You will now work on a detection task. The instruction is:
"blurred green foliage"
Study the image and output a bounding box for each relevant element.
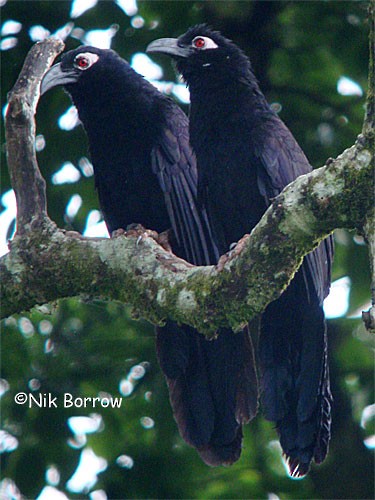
[1,1,374,498]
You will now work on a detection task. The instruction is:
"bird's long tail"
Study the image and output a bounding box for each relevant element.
[156,321,258,466]
[258,266,332,478]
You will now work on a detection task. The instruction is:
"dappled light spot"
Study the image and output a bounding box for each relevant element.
[140,416,154,429]
[83,210,109,238]
[323,276,351,319]
[44,339,55,354]
[2,103,8,118]
[115,0,138,17]
[67,434,87,449]
[131,53,163,80]
[131,15,145,29]
[334,229,351,246]
[363,435,375,449]
[0,379,10,398]
[4,317,17,328]
[18,317,35,338]
[38,320,53,335]
[270,102,282,114]
[116,454,134,469]
[78,157,94,177]
[150,80,173,95]
[347,14,361,26]
[66,447,107,493]
[65,194,83,220]
[267,494,280,500]
[1,20,22,36]
[129,363,148,380]
[89,490,108,500]
[317,122,334,146]
[337,115,349,126]
[149,20,159,30]
[337,76,363,97]
[28,378,41,391]
[45,465,60,486]
[0,37,17,50]
[119,362,149,397]
[119,379,134,397]
[37,486,68,500]
[148,80,191,104]
[70,0,98,19]
[54,22,74,41]
[0,478,22,499]
[68,414,103,435]
[35,134,46,152]
[52,162,81,185]
[172,83,190,104]
[0,189,16,258]
[97,391,113,403]
[83,25,119,49]
[361,404,375,430]
[353,234,365,245]
[58,106,80,131]
[0,430,18,453]
[29,25,50,42]
[144,391,152,402]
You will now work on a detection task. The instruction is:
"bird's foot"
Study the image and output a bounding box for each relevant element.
[111,228,127,238]
[216,234,250,271]
[113,224,172,252]
[155,229,173,253]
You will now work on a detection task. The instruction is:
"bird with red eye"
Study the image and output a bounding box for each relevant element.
[193,37,206,49]
[75,56,90,69]
[73,52,99,71]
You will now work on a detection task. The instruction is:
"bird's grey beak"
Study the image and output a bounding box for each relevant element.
[146,38,191,59]
[41,63,79,95]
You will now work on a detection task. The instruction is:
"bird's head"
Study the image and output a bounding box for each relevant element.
[147,24,252,87]
[41,46,125,97]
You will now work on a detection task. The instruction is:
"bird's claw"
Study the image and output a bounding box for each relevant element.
[111,228,127,238]
[112,224,172,252]
[216,234,249,271]
[135,228,172,251]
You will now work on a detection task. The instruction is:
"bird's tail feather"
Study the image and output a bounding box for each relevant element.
[156,322,258,466]
[259,271,332,478]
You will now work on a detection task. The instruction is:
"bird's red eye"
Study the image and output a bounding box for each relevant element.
[193,37,206,49]
[75,56,90,69]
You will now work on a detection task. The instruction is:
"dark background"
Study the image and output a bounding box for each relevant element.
[1,1,374,498]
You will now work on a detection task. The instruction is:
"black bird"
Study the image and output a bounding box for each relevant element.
[41,46,258,466]
[147,25,334,477]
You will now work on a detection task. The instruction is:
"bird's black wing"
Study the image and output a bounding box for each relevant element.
[254,117,333,303]
[153,104,258,466]
[151,104,219,266]
[254,116,333,477]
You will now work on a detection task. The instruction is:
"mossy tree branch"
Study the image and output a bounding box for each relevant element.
[1,21,374,335]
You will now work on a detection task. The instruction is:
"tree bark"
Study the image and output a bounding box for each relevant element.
[1,8,374,335]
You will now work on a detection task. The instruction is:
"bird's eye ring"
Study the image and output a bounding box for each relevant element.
[191,36,218,51]
[73,53,99,71]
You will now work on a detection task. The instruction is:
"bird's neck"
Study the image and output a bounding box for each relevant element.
[70,82,166,148]
[189,78,272,122]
